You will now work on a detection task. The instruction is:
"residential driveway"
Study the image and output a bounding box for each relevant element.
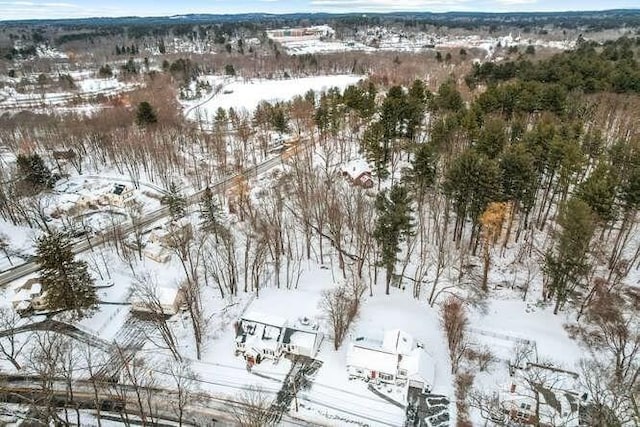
[267,355,323,424]
[406,387,450,427]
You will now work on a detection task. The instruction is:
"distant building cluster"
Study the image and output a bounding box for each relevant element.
[267,25,335,41]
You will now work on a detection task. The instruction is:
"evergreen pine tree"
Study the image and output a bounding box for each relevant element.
[162,182,187,221]
[408,143,438,202]
[444,149,501,234]
[199,186,225,242]
[374,184,413,295]
[362,121,389,187]
[577,163,618,225]
[406,79,429,142]
[36,231,97,319]
[543,198,594,314]
[16,153,53,193]
[475,118,507,159]
[380,85,409,141]
[270,105,289,134]
[136,101,158,126]
[434,80,464,112]
[499,143,537,215]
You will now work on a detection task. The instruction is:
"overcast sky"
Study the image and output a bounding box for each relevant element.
[0,0,637,21]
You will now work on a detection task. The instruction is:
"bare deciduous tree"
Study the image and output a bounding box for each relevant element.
[320,282,359,350]
[27,331,66,425]
[168,360,198,427]
[231,385,275,427]
[132,274,181,361]
[0,307,28,370]
[580,359,635,426]
[441,296,469,374]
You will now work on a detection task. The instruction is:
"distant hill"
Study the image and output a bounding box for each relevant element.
[2,9,640,29]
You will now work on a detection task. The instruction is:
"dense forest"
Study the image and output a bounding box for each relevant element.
[468,36,640,93]
[0,12,640,421]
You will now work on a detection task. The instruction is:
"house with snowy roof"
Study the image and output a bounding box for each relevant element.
[501,363,582,426]
[235,311,288,362]
[11,278,47,313]
[131,286,183,316]
[235,312,323,363]
[282,316,324,358]
[340,159,374,189]
[148,218,193,248]
[100,183,135,208]
[346,329,435,393]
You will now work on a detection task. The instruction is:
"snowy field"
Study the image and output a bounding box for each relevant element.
[0,71,138,114]
[184,74,363,122]
[271,30,576,57]
[276,38,374,55]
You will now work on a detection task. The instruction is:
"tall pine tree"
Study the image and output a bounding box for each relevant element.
[162,182,187,221]
[36,232,97,319]
[199,186,226,242]
[543,198,594,314]
[16,153,53,194]
[374,184,413,295]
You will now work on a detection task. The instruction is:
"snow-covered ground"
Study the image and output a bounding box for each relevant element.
[184,74,363,122]
[0,71,138,114]
[277,38,374,55]
[270,27,576,57]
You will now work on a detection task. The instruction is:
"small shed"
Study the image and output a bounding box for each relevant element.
[131,286,182,316]
[142,243,171,263]
[148,219,193,248]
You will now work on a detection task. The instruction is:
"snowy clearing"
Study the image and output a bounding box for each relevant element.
[184,74,363,122]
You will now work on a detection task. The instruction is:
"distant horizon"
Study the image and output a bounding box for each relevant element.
[1,0,639,23]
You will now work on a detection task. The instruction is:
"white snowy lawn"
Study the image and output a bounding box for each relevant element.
[185,75,363,122]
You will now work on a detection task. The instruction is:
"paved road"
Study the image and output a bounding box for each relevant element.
[0,144,297,288]
[0,376,315,427]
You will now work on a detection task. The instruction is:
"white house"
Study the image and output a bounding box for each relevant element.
[235,311,288,362]
[235,313,323,363]
[501,363,582,426]
[282,317,324,358]
[347,329,434,392]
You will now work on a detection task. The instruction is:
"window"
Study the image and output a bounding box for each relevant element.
[398,369,408,377]
[379,373,394,382]
[520,403,532,411]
